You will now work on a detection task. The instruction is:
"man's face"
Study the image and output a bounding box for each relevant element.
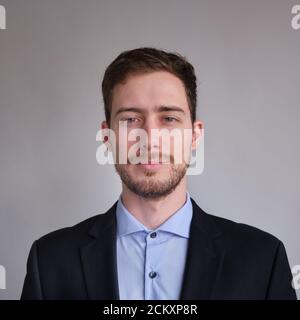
[104,71,197,199]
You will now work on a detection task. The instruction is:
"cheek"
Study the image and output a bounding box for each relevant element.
[169,130,189,155]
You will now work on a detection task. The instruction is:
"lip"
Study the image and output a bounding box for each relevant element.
[137,163,163,170]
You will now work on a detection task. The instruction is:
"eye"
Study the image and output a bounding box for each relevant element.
[124,117,139,123]
[164,116,178,123]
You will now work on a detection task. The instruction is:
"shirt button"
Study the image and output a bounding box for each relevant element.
[150,232,157,238]
[149,271,157,279]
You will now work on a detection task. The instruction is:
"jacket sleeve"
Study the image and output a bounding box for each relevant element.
[266,240,297,300]
[20,240,44,300]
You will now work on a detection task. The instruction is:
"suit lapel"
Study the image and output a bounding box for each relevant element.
[180,198,226,299]
[80,202,120,300]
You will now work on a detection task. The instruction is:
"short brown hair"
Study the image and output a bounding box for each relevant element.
[101,47,197,125]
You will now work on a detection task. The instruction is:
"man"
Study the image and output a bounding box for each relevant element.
[21,47,296,300]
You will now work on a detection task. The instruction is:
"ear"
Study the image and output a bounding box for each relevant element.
[101,120,110,148]
[101,120,109,131]
[192,120,204,150]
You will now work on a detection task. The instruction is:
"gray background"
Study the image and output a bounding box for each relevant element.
[0,0,299,299]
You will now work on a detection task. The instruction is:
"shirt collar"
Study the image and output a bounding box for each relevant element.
[116,192,193,238]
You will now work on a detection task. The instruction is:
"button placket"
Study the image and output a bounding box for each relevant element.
[144,231,159,299]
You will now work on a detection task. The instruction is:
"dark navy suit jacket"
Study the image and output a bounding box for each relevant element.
[21,198,297,300]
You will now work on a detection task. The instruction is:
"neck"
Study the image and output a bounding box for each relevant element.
[120,177,188,230]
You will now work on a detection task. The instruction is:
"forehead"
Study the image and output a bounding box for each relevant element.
[111,71,189,114]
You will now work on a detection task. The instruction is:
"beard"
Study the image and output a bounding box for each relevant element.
[115,162,188,200]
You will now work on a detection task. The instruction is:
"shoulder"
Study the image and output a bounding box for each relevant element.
[34,202,117,252]
[33,215,98,253]
[205,211,283,256]
[190,197,281,250]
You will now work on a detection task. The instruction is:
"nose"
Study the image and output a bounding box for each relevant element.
[141,116,160,156]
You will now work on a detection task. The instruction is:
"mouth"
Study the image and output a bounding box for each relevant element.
[137,163,163,170]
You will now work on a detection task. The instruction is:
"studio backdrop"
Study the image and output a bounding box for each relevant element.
[0,0,299,299]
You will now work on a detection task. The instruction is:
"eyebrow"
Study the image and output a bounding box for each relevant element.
[115,105,186,116]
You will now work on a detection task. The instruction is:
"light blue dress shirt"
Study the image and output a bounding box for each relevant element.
[116,192,193,300]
